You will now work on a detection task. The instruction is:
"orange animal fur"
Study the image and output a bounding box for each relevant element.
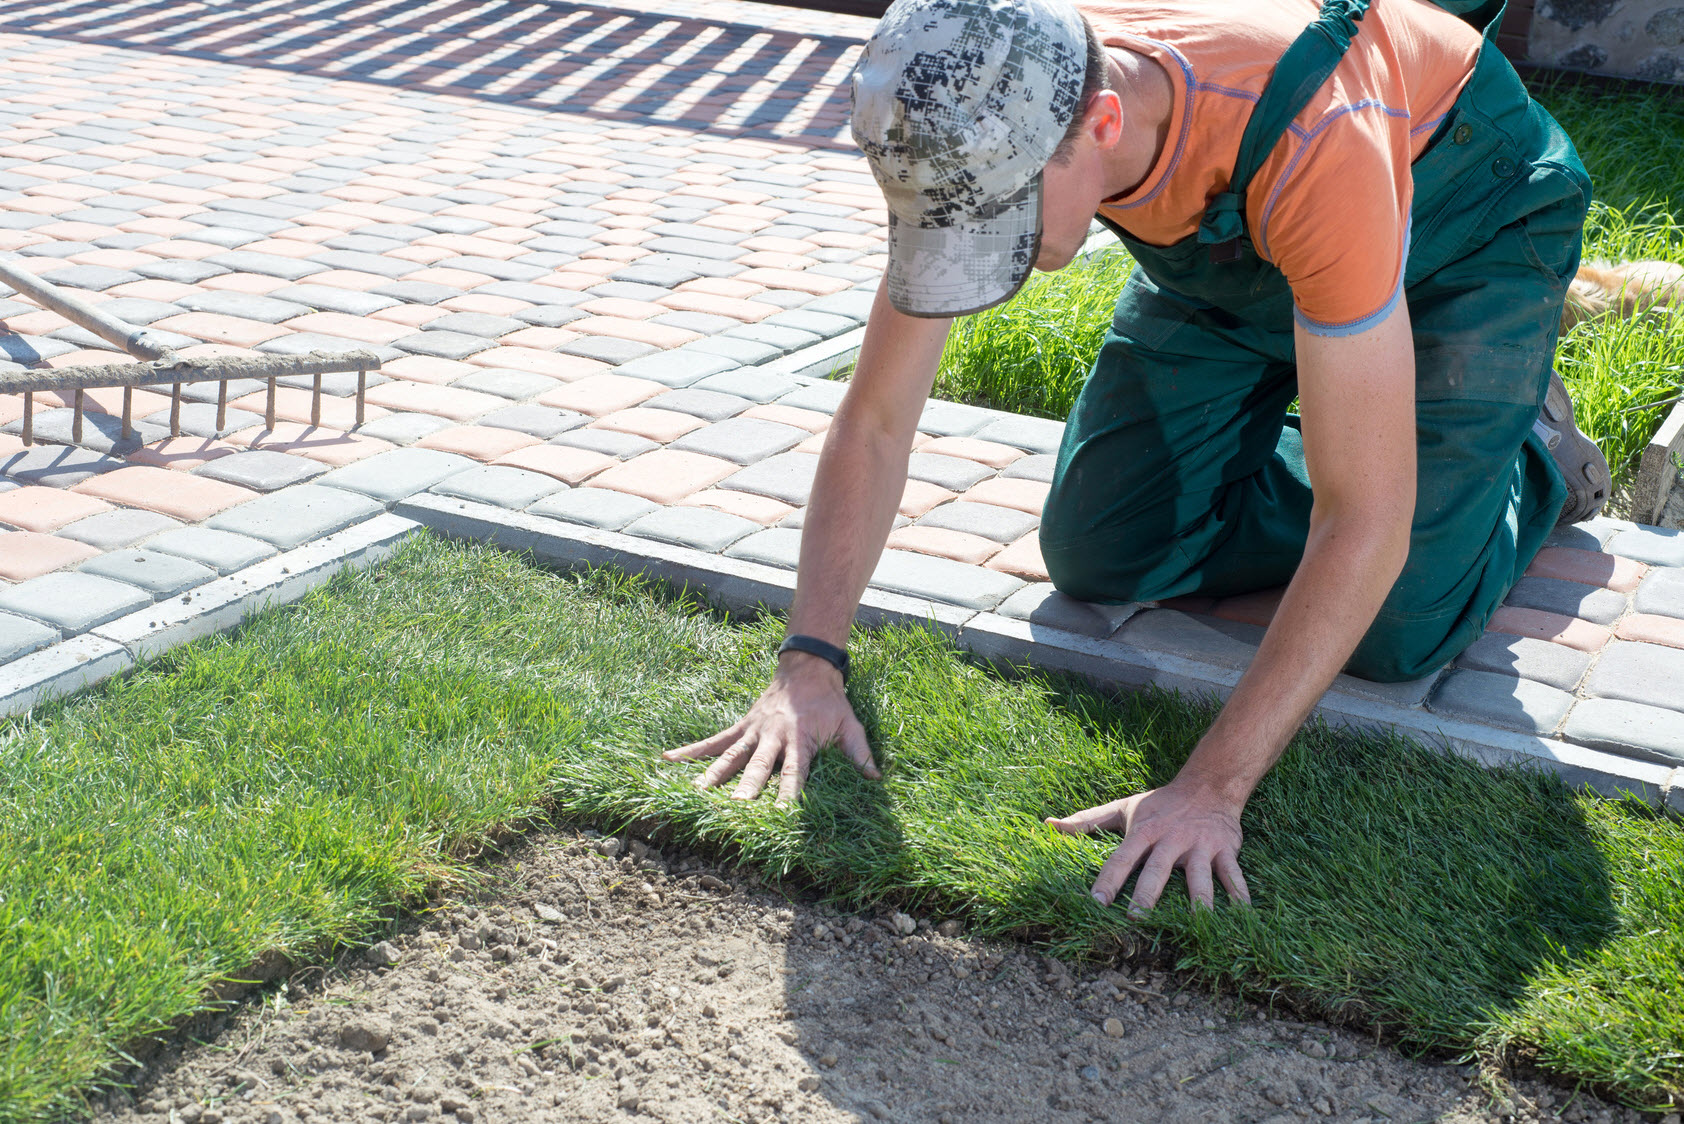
[1562,258,1684,333]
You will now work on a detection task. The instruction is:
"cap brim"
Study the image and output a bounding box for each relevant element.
[882,175,1043,319]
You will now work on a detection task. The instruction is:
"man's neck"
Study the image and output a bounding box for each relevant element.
[1101,46,1175,202]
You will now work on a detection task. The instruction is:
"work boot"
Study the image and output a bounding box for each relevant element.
[1535,369,1610,526]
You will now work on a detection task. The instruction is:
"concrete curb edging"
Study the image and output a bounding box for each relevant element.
[1635,397,1684,525]
[0,514,423,719]
[395,494,1684,815]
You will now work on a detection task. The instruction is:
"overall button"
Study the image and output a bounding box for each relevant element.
[1492,156,1516,178]
[1453,123,1473,144]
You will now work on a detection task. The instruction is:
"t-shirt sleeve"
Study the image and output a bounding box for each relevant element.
[1251,107,1414,337]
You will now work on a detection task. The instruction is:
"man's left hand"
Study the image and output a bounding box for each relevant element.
[1045,781,1251,913]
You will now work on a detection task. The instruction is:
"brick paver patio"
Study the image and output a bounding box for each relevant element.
[0,0,1680,808]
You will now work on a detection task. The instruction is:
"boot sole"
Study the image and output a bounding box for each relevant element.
[1540,370,1610,526]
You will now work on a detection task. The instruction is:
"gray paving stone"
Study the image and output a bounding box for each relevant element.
[974,415,1066,455]
[1561,698,1684,764]
[257,333,396,362]
[1634,568,1684,619]
[642,236,748,261]
[0,445,123,488]
[204,484,384,550]
[655,311,740,335]
[918,501,1039,543]
[994,583,1141,638]
[630,252,745,280]
[134,259,230,285]
[273,285,399,316]
[670,417,806,465]
[764,309,855,338]
[724,323,820,354]
[1605,525,1684,567]
[1116,609,1261,670]
[205,252,325,282]
[176,291,312,324]
[552,429,658,459]
[96,297,187,325]
[138,402,264,441]
[808,262,880,285]
[623,506,759,553]
[431,465,564,510]
[427,312,526,338]
[373,281,461,305]
[907,453,996,492]
[450,368,560,400]
[477,282,589,307]
[724,527,803,569]
[611,351,737,389]
[776,381,848,413]
[644,389,753,421]
[691,369,797,404]
[686,336,781,365]
[1583,640,1684,713]
[143,526,278,574]
[1503,576,1629,625]
[79,549,216,597]
[312,249,418,278]
[529,488,657,531]
[478,405,587,440]
[354,412,455,445]
[393,331,496,360]
[720,452,821,505]
[560,337,657,365]
[56,508,182,551]
[4,409,165,455]
[0,612,58,662]
[1454,633,1591,691]
[39,264,141,291]
[0,572,152,633]
[316,448,476,503]
[514,306,586,329]
[870,549,1024,611]
[194,449,326,492]
[1426,669,1574,735]
[449,256,548,282]
[1001,453,1057,483]
[917,399,994,438]
[612,262,700,287]
[276,369,390,398]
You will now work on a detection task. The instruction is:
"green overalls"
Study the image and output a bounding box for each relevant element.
[1039,0,1591,682]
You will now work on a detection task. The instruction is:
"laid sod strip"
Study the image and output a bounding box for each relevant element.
[3,534,1683,1122]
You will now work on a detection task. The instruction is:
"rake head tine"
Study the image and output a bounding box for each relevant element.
[311,372,322,429]
[22,391,32,447]
[121,386,132,441]
[216,379,227,434]
[170,384,181,439]
[356,365,367,428]
[266,376,277,431]
[72,388,84,445]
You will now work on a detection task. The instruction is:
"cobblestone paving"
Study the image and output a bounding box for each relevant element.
[0,0,1680,806]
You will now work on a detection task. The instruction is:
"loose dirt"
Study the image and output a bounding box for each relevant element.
[93,828,1644,1124]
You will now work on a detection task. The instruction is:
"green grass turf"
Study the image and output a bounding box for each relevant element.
[3,534,1682,1121]
[925,77,1684,497]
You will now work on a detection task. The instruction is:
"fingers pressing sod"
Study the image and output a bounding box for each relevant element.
[699,739,757,790]
[1044,799,1127,835]
[1216,851,1252,906]
[776,739,813,806]
[664,720,745,762]
[1184,850,1216,911]
[1091,836,1149,907]
[1127,848,1178,916]
[733,738,790,800]
[841,716,880,780]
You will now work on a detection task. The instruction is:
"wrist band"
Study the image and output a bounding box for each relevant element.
[778,634,850,682]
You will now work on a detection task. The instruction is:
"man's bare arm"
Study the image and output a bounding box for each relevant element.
[663,287,952,801]
[1050,297,1418,911]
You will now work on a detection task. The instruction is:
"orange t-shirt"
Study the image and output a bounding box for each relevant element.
[1084,0,1482,336]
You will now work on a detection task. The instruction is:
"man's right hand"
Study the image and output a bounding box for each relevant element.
[662,652,880,804]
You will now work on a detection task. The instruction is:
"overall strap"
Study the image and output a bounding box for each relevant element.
[1197,0,1372,264]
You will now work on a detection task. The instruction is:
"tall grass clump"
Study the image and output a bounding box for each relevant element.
[4,535,1683,1118]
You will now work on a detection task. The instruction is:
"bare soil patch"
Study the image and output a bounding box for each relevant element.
[92,828,1642,1124]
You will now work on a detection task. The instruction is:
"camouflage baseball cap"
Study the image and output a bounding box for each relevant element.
[850,0,1088,318]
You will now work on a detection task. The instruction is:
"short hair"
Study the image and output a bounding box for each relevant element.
[1050,18,1115,165]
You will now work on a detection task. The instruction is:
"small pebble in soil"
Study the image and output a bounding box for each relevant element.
[1103,1018,1126,1038]
[366,940,402,967]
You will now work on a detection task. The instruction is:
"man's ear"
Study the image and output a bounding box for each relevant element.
[1086,89,1126,151]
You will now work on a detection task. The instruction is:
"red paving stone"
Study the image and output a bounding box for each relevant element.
[415,425,542,461]
[0,485,114,532]
[282,311,416,345]
[567,316,700,348]
[152,312,288,348]
[1613,613,1684,650]
[962,477,1049,515]
[1525,547,1647,592]
[886,525,1002,566]
[493,444,617,485]
[361,382,504,422]
[466,347,607,381]
[590,407,707,443]
[986,534,1050,582]
[126,436,242,471]
[71,466,255,522]
[370,304,451,328]
[681,488,794,525]
[539,375,664,417]
[234,423,396,466]
[586,449,736,505]
[900,479,956,519]
[920,436,1025,469]
[384,355,480,386]
[0,531,102,581]
[230,387,391,431]
[742,403,831,432]
[1487,606,1613,653]
[656,291,777,322]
